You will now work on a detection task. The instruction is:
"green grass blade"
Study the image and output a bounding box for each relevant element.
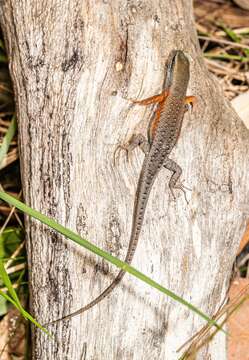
[0,294,7,316]
[0,115,17,169]
[220,23,241,43]
[0,289,51,336]
[0,240,50,336]
[20,308,52,337]
[0,258,22,311]
[0,191,226,333]
[204,53,249,62]
[0,289,21,308]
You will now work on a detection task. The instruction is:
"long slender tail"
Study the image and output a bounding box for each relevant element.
[46,167,155,326]
[46,268,127,325]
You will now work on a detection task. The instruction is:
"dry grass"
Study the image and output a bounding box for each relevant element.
[195,0,249,99]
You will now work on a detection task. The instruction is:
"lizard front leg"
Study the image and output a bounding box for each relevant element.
[127,90,169,105]
[114,134,150,165]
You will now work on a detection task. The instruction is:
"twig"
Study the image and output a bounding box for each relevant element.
[199,35,249,50]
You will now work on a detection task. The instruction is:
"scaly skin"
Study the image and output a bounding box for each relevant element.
[48,50,193,325]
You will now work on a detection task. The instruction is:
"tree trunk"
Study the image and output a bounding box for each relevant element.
[1,1,248,359]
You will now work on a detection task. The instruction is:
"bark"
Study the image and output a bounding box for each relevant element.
[1,0,248,359]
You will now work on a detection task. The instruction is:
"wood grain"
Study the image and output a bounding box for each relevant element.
[1,0,249,359]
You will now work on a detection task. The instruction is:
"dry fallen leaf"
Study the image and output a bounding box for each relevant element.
[228,278,249,360]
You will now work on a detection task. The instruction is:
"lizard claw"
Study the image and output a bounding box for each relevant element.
[113,144,129,166]
[184,102,193,113]
[179,179,192,192]
[169,180,191,204]
[179,185,190,205]
[121,97,137,107]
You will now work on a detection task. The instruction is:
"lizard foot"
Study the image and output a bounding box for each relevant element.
[113,144,130,166]
[113,134,149,166]
[170,180,191,204]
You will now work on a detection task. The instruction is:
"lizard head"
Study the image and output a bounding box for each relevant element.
[163,50,190,90]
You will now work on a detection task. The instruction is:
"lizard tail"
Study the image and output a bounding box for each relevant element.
[46,267,127,326]
[46,167,154,326]
[46,227,141,326]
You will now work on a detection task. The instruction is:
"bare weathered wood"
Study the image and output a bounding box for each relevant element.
[1,1,249,359]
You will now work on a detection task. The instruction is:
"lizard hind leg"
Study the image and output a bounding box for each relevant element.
[163,157,190,203]
[114,134,150,166]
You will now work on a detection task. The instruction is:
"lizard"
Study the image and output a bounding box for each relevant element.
[48,49,196,325]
